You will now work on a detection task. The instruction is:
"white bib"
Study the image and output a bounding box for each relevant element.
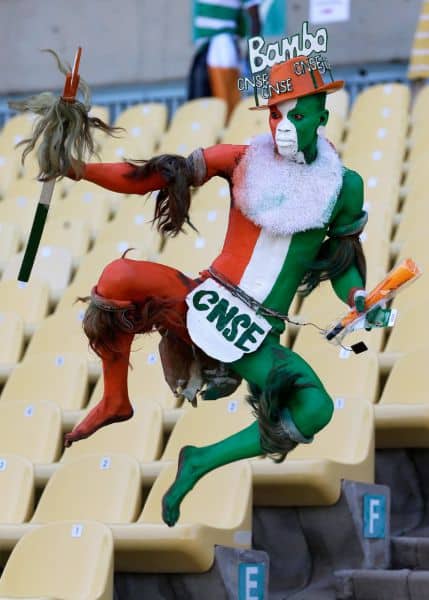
[186,278,271,362]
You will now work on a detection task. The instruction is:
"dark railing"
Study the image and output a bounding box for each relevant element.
[0,62,410,131]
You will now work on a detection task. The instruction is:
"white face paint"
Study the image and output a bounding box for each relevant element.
[274,99,305,164]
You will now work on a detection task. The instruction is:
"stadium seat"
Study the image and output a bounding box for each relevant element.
[55,245,145,312]
[0,521,114,600]
[0,454,34,524]
[297,343,380,404]
[0,312,24,381]
[62,399,163,463]
[252,397,374,505]
[51,183,111,238]
[97,127,157,162]
[0,222,20,273]
[23,306,100,379]
[40,216,91,269]
[113,460,252,573]
[87,332,181,411]
[114,102,168,143]
[0,179,40,242]
[168,97,226,134]
[375,348,429,447]
[161,391,254,463]
[191,177,231,213]
[94,214,159,261]
[0,401,62,464]
[0,149,19,198]
[1,352,88,411]
[0,113,35,146]
[223,96,269,144]
[159,206,229,277]
[32,453,141,524]
[0,279,49,335]
[2,246,73,304]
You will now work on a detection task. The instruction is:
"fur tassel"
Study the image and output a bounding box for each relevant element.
[247,365,315,463]
[8,49,121,181]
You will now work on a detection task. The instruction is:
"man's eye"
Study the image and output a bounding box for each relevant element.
[294,114,304,121]
[271,112,281,119]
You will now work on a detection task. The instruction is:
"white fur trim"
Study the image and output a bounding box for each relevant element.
[233,134,343,236]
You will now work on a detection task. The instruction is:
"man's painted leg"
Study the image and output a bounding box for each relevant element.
[64,331,134,447]
[162,421,262,526]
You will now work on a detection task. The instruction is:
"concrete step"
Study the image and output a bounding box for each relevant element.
[335,568,429,600]
[391,536,429,570]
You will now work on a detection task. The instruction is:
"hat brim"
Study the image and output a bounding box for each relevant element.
[248,80,345,111]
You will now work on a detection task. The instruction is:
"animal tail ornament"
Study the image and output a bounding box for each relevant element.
[8,48,120,181]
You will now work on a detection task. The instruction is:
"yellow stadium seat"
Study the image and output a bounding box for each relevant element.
[24,307,99,379]
[326,88,350,121]
[1,352,88,411]
[161,391,254,463]
[0,280,49,335]
[97,128,157,162]
[94,216,158,261]
[0,401,62,464]
[32,454,141,524]
[114,102,168,143]
[0,113,35,146]
[62,399,163,463]
[55,245,145,312]
[0,521,114,600]
[0,180,40,242]
[0,312,24,380]
[40,216,91,268]
[383,298,424,355]
[376,348,429,447]
[87,332,180,411]
[0,454,34,524]
[113,460,252,573]
[297,342,380,404]
[159,206,228,277]
[51,184,111,239]
[3,246,73,304]
[191,177,231,213]
[252,397,374,505]
[0,150,19,198]
[158,126,219,156]
[169,98,226,134]
[0,222,20,273]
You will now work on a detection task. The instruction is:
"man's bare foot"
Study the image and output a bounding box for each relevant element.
[64,400,134,447]
[162,445,205,527]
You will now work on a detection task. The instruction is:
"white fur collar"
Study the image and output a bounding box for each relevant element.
[232,134,343,236]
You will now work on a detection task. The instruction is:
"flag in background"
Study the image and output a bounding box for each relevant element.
[261,0,286,37]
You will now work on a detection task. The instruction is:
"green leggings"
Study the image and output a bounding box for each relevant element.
[231,333,334,439]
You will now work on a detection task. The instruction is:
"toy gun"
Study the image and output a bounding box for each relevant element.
[325,258,422,346]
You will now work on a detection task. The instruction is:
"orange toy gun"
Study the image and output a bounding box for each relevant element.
[325,258,422,343]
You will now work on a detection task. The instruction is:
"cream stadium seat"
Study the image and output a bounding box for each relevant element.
[112,460,252,573]
[0,180,40,243]
[0,222,20,273]
[161,391,254,463]
[0,312,24,381]
[0,113,35,147]
[55,245,145,312]
[62,399,163,463]
[0,149,19,198]
[375,348,429,447]
[94,218,159,261]
[191,177,231,213]
[97,127,157,162]
[3,246,73,304]
[1,352,88,411]
[158,126,219,156]
[169,98,226,134]
[252,397,374,505]
[297,342,380,404]
[327,87,350,121]
[23,306,100,379]
[0,521,114,600]
[159,206,228,277]
[0,454,34,523]
[40,216,91,269]
[0,280,49,335]
[31,454,141,524]
[0,401,62,464]
[383,298,424,355]
[87,332,181,411]
[51,183,111,239]
[114,102,168,143]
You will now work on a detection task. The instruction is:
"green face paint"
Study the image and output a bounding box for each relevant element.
[287,94,328,158]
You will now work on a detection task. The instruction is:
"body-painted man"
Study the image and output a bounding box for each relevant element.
[65,57,374,526]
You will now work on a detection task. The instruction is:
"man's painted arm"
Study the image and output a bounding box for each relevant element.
[328,169,367,307]
[77,162,167,194]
